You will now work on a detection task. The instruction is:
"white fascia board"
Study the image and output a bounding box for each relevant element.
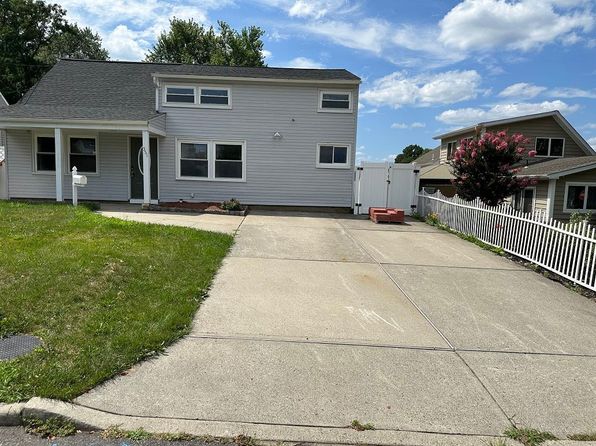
[0,118,157,133]
[151,73,361,85]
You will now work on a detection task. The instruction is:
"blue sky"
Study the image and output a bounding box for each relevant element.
[59,0,596,162]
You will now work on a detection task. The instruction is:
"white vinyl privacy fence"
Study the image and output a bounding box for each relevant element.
[418,190,596,291]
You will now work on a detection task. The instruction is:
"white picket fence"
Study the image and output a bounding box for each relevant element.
[417,190,596,291]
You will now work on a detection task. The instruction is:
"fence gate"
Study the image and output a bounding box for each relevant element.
[353,162,419,215]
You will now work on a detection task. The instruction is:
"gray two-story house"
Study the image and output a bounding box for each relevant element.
[0,59,360,208]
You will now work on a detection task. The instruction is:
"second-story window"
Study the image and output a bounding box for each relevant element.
[319,90,352,112]
[446,141,457,159]
[535,137,564,157]
[165,86,195,104]
[200,88,229,106]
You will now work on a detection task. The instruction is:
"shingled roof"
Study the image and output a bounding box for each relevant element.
[518,156,596,177]
[0,59,360,122]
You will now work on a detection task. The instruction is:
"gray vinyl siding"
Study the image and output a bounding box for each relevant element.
[157,81,358,207]
[149,114,166,134]
[553,169,596,222]
[6,129,129,201]
[533,181,549,211]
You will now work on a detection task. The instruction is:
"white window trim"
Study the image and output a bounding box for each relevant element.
[176,139,246,182]
[534,137,565,158]
[162,84,232,109]
[316,143,351,169]
[198,86,232,109]
[317,90,353,113]
[513,186,536,213]
[445,140,457,160]
[31,131,57,175]
[563,182,596,213]
[67,134,99,175]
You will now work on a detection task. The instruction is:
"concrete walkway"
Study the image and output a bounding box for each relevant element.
[76,210,596,443]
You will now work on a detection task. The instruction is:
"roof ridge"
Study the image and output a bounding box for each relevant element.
[60,58,350,72]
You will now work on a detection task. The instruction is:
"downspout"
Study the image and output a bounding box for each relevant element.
[154,78,160,112]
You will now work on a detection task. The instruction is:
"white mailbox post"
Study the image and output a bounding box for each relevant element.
[71,166,87,206]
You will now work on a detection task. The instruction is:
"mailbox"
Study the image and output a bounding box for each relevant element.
[72,174,87,186]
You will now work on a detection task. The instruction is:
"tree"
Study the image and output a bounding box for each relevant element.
[394,144,430,163]
[449,130,537,206]
[146,19,266,67]
[0,0,108,104]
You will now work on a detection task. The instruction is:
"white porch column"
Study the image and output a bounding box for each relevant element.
[546,179,557,218]
[54,128,63,202]
[142,129,151,208]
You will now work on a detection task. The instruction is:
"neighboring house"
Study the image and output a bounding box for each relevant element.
[413,146,457,196]
[0,59,360,208]
[426,111,596,221]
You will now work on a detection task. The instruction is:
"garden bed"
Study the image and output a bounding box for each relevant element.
[149,201,248,216]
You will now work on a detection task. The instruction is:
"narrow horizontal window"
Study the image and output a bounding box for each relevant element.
[319,90,352,112]
[69,137,97,173]
[166,86,195,104]
[35,136,56,172]
[200,88,229,105]
[179,142,208,178]
[215,143,243,178]
[317,144,350,168]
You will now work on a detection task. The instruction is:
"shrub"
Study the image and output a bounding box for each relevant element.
[221,198,242,211]
[569,210,592,225]
[450,130,536,206]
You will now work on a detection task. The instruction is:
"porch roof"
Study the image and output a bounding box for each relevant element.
[516,156,596,179]
[0,103,162,122]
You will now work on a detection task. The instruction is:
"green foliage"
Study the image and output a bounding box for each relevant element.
[221,198,243,211]
[395,144,431,163]
[0,202,232,402]
[146,19,266,67]
[569,211,592,225]
[350,420,375,431]
[504,427,557,446]
[0,0,108,104]
[24,417,77,438]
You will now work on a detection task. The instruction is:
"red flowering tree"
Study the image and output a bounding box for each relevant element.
[450,130,537,206]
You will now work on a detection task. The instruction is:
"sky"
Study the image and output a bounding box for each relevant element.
[58,0,596,163]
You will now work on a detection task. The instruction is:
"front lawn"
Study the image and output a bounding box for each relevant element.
[0,202,233,402]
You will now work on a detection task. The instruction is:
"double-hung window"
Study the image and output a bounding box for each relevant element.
[535,137,564,157]
[164,85,231,107]
[199,88,230,106]
[177,140,245,181]
[165,86,195,104]
[318,90,352,112]
[34,135,56,172]
[69,136,97,174]
[565,183,596,212]
[316,144,350,168]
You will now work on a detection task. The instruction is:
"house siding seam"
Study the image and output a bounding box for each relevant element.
[156,81,358,206]
[6,129,129,201]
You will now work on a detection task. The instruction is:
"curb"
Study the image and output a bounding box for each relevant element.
[3,399,596,446]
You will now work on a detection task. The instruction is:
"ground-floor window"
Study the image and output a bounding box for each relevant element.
[177,139,245,181]
[565,183,596,212]
[513,187,535,213]
[69,136,97,174]
[34,135,56,172]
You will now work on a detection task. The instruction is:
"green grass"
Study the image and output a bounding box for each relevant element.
[350,419,375,431]
[0,202,233,402]
[23,417,77,438]
[504,427,557,446]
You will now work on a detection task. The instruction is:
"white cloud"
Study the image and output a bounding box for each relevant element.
[59,0,230,60]
[499,83,547,99]
[582,123,596,129]
[261,49,273,61]
[588,137,596,149]
[549,87,596,99]
[439,0,594,52]
[285,56,325,68]
[288,0,353,19]
[361,70,482,108]
[391,122,426,129]
[436,100,580,126]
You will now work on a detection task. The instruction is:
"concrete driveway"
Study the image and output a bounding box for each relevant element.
[76,211,596,443]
